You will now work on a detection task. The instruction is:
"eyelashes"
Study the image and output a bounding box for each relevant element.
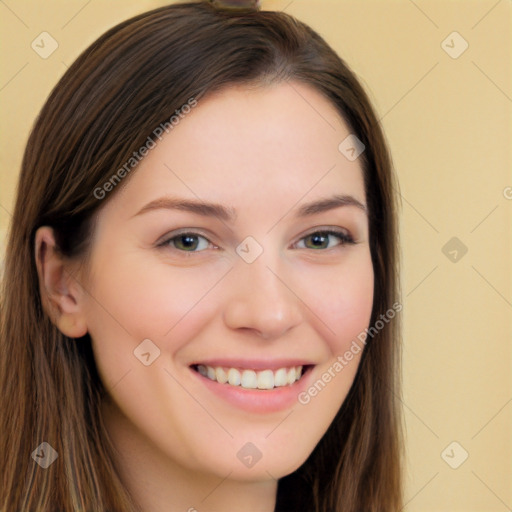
[295,229,354,250]
[157,228,355,254]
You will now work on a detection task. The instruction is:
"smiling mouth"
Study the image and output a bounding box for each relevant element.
[191,364,313,390]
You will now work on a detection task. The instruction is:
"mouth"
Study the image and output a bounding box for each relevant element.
[189,360,315,413]
[191,363,313,391]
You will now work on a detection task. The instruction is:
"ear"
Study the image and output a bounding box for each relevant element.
[34,226,88,338]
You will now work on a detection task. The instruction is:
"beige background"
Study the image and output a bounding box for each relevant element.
[1,1,510,510]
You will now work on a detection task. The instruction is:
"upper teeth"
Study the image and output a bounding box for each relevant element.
[196,365,303,390]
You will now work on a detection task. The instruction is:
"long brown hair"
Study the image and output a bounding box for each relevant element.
[0,2,402,510]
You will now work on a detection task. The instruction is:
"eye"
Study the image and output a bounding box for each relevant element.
[158,232,212,252]
[157,228,354,253]
[295,229,354,250]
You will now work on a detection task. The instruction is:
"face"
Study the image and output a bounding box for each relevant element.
[79,82,373,482]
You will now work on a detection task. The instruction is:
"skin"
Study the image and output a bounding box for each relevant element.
[35,81,374,512]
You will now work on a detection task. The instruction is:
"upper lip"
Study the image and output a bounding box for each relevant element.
[190,359,315,371]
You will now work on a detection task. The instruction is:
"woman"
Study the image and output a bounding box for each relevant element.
[0,1,403,510]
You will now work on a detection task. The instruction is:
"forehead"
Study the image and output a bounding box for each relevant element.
[101,81,366,221]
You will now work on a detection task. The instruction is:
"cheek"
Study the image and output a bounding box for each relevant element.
[302,250,374,354]
[86,252,228,346]
[83,247,230,399]
[284,253,373,449]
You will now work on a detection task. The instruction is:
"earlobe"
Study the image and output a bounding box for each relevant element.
[34,226,88,339]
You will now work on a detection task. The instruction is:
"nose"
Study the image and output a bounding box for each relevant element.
[222,259,303,340]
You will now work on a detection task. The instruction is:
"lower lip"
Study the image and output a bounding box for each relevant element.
[190,366,314,413]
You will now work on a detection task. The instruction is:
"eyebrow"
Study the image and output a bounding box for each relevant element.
[132,194,367,221]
